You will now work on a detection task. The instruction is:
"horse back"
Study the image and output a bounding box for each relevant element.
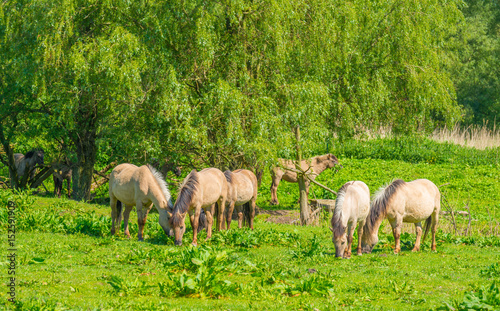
[345,181,371,222]
[109,163,140,204]
[400,179,440,221]
[231,169,257,203]
[197,168,228,207]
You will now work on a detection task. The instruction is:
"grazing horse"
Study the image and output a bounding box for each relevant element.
[170,168,228,246]
[52,162,72,198]
[223,169,258,230]
[10,149,45,186]
[109,163,174,241]
[361,179,440,254]
[270,154,339,205]
[330,181,370,258]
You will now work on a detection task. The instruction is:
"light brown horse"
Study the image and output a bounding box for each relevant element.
[109,163,174,241]
[361,179,440,254]
[270,154,340,205]
[330,181,370,258]
[170,168,228,246]
[223,169,258,230]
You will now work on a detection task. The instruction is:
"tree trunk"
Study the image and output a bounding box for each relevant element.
[0,123,20,189]
[295,126,310,225]
[72,101,98,201]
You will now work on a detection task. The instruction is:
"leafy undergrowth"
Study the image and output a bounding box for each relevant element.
[1,153,500,310]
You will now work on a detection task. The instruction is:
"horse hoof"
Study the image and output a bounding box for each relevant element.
[191,242,198,247]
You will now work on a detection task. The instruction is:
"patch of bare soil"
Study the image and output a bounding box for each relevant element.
[256,207,300,225]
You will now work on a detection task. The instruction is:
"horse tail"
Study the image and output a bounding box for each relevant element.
[243,201,252,227]
[116,200,123,218]
[197,209,207,233]
[422,215,432,242]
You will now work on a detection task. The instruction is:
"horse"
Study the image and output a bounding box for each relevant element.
[10,149,44,186]
[223,169,258,230]
[361,179,440,254]
[52,161,72,198]
[270,153,340,205]
[109,163,174,241]
[170,168,228,246]
[330,181,370,258]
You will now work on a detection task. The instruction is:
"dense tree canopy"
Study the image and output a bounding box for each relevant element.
[2,0,492,199]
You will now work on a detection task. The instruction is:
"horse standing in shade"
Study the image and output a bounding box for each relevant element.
[223,169,258,230]
[170,168,228,246]
[361,179,440,254]
[10,149,45,186]
[330,181,370,258]
[109,163,175,241]
[52,161,72,198]
[270,154,340,205]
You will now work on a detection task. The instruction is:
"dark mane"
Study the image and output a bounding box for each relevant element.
[25,149,43,159]
[223,170,233,183]
[366,179,406,231]
[331,182,353,238]
[172,170,199,226]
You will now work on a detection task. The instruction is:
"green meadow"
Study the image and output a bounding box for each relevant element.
[1,154,500,310]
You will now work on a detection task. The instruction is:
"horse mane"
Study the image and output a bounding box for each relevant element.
[331,182,353,238]
[223,170,233,183]
[25,148,43,159]
[146,164,172,203]
[172,170,199,226]
[366,179,406,231]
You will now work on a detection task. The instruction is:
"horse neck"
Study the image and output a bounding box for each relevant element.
[148,185,168,210]
[311,157,329,174]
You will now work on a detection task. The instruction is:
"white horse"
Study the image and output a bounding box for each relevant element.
[361,179,440,254]
[109,163,174,241]
[330,181,370,258]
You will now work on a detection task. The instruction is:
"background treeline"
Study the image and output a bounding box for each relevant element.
[1,0,499,200]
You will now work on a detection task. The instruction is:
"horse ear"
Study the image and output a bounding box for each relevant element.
[330,227,334,232]
[167,211,172,218]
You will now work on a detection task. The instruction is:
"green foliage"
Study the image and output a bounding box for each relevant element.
[438,282,500,311]
[480,263,500,278]
[333,137,500,166]
[447,0,500,124]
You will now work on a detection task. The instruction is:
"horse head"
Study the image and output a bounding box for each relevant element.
[326,154,340,169]
[26,149,45,166]
[331,227,348,258]
[360,224,378,254]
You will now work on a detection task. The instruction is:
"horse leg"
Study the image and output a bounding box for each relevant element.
[412,222,422,252]
[204,205,215,242]
[431,213,439,251]
[110,196,119,236]
[216,198,226,231]
[345,223,355,258]
[136,201,150,241]
[270,174,281,205]
[226,201,235,230]
[357,220,366,255]
[190,207,201,245]
[392,224,402,254]
[123,205,134,238]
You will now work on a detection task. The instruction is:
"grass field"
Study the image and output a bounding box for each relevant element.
[1,157,500,310]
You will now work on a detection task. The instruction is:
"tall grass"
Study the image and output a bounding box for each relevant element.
[431,123,500,150]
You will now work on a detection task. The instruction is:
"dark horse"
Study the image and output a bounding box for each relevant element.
[52,161,72,198]
[10,149,44,187]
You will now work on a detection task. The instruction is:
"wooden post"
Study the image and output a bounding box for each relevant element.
[295,126,310,225]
